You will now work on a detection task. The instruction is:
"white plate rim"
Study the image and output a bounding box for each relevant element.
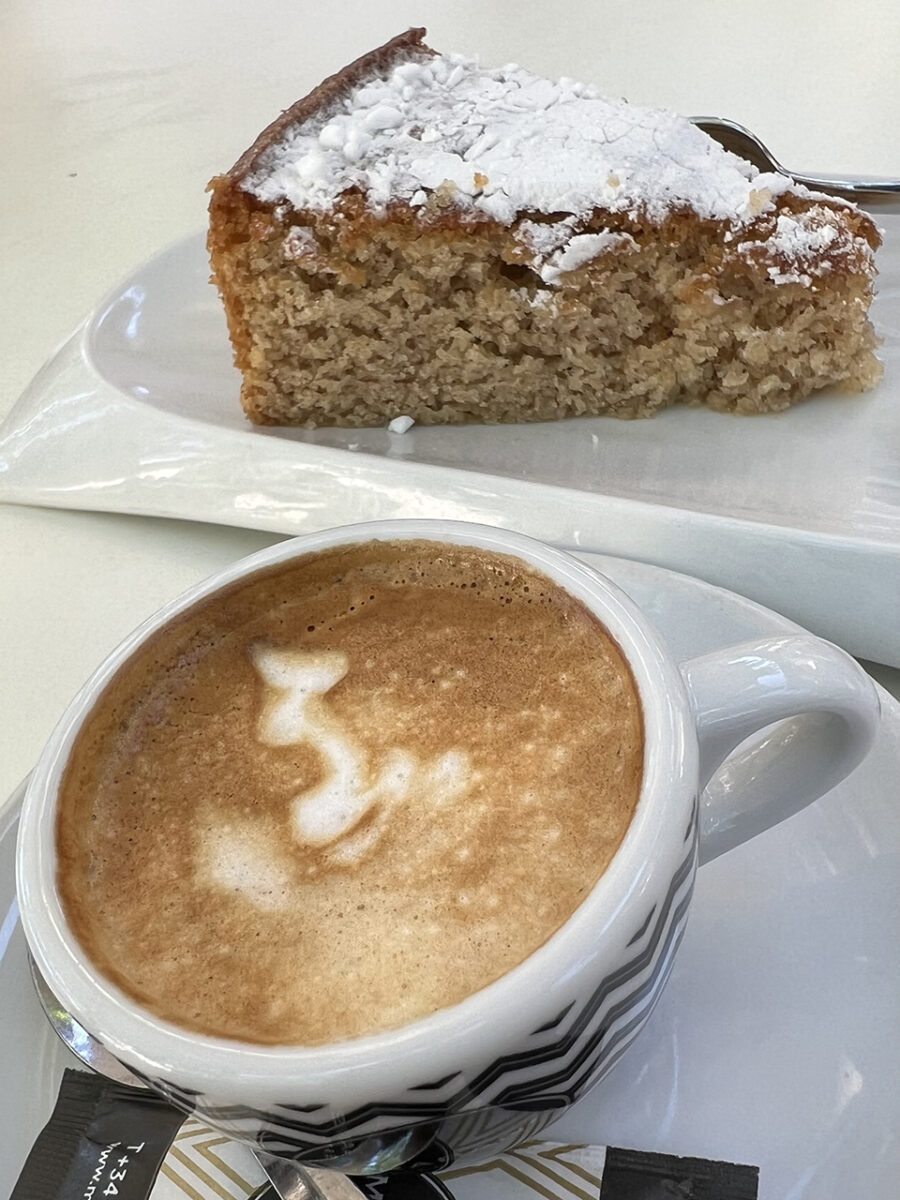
[0,231,898,665]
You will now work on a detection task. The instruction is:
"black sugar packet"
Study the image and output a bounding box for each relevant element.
[11,1069,759,1200]
[10,1070,184,1200]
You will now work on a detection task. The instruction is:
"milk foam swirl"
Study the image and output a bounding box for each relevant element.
[201,646,472,895]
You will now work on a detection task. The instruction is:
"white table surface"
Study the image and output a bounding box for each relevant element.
[2,0,899,802]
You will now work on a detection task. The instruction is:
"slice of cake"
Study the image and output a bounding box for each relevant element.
[208,29,881,427]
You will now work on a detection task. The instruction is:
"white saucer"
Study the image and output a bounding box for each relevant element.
[0,224,899,666]
[1,554,898,1200]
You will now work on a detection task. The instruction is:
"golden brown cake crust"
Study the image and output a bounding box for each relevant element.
[226,29,432,185]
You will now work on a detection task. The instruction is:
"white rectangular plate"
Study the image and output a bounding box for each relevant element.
[1,218,898,664]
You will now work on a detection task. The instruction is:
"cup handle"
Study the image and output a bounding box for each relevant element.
[679,635,881,865]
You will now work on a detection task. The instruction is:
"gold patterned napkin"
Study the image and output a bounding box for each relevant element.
[156,1124,614,1200]
[155,1121,757,1200]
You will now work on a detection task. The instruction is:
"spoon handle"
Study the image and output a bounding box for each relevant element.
[253,1151,370,1200]
[787,175,900,202]
[691,116,900,206]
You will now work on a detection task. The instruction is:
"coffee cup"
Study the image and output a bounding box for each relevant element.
[16,520,880,1173]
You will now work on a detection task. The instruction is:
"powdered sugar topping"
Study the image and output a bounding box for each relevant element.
[244,51,799,230]
[735,203,865,286]
[540,231,637,284]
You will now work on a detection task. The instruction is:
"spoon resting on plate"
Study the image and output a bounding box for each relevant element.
[28,958,366,1200]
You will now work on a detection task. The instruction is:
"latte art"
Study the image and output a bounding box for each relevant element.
[203,645,472,885]
[57,540,643,1045]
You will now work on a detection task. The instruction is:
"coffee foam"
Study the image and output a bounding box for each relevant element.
[57,540,643,1045]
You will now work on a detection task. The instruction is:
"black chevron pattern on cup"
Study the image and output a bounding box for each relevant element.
[492,841,695,1109]
[135,796,699,1169]
[530,1002,575,1035]
[410,1073,462,1091]
[627,904,658,946]
[537,878,693,1106]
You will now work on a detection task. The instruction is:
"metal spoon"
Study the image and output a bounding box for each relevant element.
[690,116,900,203]
[29,959,364,1200]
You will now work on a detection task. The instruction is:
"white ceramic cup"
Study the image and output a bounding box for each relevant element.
[16,520,880,1173]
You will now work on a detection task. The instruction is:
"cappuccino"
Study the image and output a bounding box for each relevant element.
[57,540,643,1045]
